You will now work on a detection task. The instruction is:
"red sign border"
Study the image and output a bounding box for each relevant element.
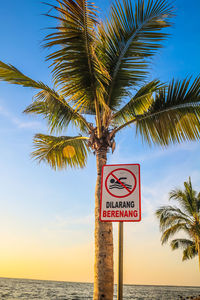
[100,163,141,223]
[105,168,137,198]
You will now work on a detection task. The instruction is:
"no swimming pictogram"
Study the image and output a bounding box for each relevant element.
[105,168,137,198]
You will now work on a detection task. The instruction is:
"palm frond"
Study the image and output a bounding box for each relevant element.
[135,77,200,146]
[155,205,192,231]
[156,178,200,267]
[112,80,162,124]
[0,61,49,89]
[182,244,198,261]
[169,178,200,217]
[97,0,173,109]
[24,89,90,134]
[44,0,109,112]
[0,60,90,133]
[161,223,188,244]
[32,133,90,169]
[170,238,194,250]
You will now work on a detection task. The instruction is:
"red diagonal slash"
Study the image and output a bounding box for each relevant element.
[110,171,132,194]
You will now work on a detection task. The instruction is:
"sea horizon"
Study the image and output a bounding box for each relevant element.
[0,276,199,288]
[0,277,200,299]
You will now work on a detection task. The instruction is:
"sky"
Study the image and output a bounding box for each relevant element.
[0,0,200,287]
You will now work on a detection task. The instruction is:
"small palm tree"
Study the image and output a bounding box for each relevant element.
[0,0,200,298]
[156,178,200,270]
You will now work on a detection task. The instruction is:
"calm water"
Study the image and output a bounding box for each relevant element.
[0,278,199,299]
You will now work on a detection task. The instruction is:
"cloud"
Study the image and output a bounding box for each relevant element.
[110,140,198,164]
[53,213,94,228]
[40,213,95,248]
[0,104,43,130]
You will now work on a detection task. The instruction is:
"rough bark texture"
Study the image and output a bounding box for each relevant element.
[198,241,200,271]
[93,150,114,300]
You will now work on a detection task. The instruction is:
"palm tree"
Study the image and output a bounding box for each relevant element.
[156,178,200,270]
[0,0,200,298]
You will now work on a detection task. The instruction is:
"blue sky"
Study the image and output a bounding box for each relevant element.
[0,0,200,285]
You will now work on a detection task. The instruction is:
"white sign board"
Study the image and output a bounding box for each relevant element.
[100,164,141,222]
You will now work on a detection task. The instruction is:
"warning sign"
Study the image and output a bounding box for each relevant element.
[100,164,141,222]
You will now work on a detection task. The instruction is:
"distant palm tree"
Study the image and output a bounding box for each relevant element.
[156,178,200,270]
[0,0,200,298]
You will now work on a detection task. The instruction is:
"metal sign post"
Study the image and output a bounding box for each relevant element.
[117,222,123,300]
[100,163,141,300]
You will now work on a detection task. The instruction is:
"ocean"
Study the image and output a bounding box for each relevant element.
[0,278,199,299]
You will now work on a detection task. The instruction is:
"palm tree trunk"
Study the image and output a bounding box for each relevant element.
[93,149,114,300]
[198,240,200,271]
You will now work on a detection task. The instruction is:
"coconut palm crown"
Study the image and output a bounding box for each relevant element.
[1,0,200,298]
[156,178,200,270]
